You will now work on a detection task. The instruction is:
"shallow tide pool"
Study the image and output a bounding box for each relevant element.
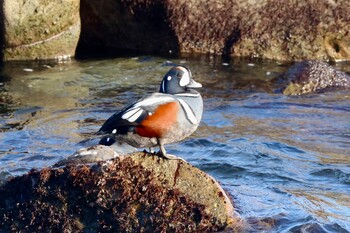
[0,56,349,232]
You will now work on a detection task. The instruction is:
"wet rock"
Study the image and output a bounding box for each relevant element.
[77,0,350,61]
[1,0,80,61]
[280,60,350,95]
[0,152,240,232]
[0,91,13,114]
[53,145,120,167]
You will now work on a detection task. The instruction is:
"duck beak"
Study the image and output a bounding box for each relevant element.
[187,79,202,88]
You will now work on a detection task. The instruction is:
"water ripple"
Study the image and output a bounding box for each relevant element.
[198,162,246,176]
[310,168,350,185]
[1,57,349,233]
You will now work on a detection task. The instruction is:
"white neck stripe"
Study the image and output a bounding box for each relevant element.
[178,99,198,124]
[161,80,165,92]
[175,93,200,97]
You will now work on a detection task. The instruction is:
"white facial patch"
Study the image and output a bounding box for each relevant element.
[167,76,172,81]
[112,129,117,134]
[178,67,191,87]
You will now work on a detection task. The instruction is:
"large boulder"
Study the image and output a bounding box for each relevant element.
[0,151,241,232]
[178,0,350,61]
[1,0,80,61]
[0,0,350,61]
[2,0,350,61]
[77,0,350,61]
[280,60,350,95]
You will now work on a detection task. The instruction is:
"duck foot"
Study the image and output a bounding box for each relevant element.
[156,150,181,160]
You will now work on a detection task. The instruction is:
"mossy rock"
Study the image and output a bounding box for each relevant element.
[2,0,80,61]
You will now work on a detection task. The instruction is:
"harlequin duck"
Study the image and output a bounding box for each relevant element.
[97,66,203,159]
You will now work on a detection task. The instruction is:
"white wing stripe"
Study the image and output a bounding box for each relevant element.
[122,95,176,122]
[122,107,141,120]
[134,96,174,108]
[127,108,144,122]
[133,96,174,108]
[178,99,198,124]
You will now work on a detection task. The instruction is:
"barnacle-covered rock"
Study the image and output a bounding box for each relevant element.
[0,152,240,232]
[281,60,350,95]
[77,0,350,61]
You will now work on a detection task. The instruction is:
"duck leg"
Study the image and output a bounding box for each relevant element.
[157,139,179,160]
